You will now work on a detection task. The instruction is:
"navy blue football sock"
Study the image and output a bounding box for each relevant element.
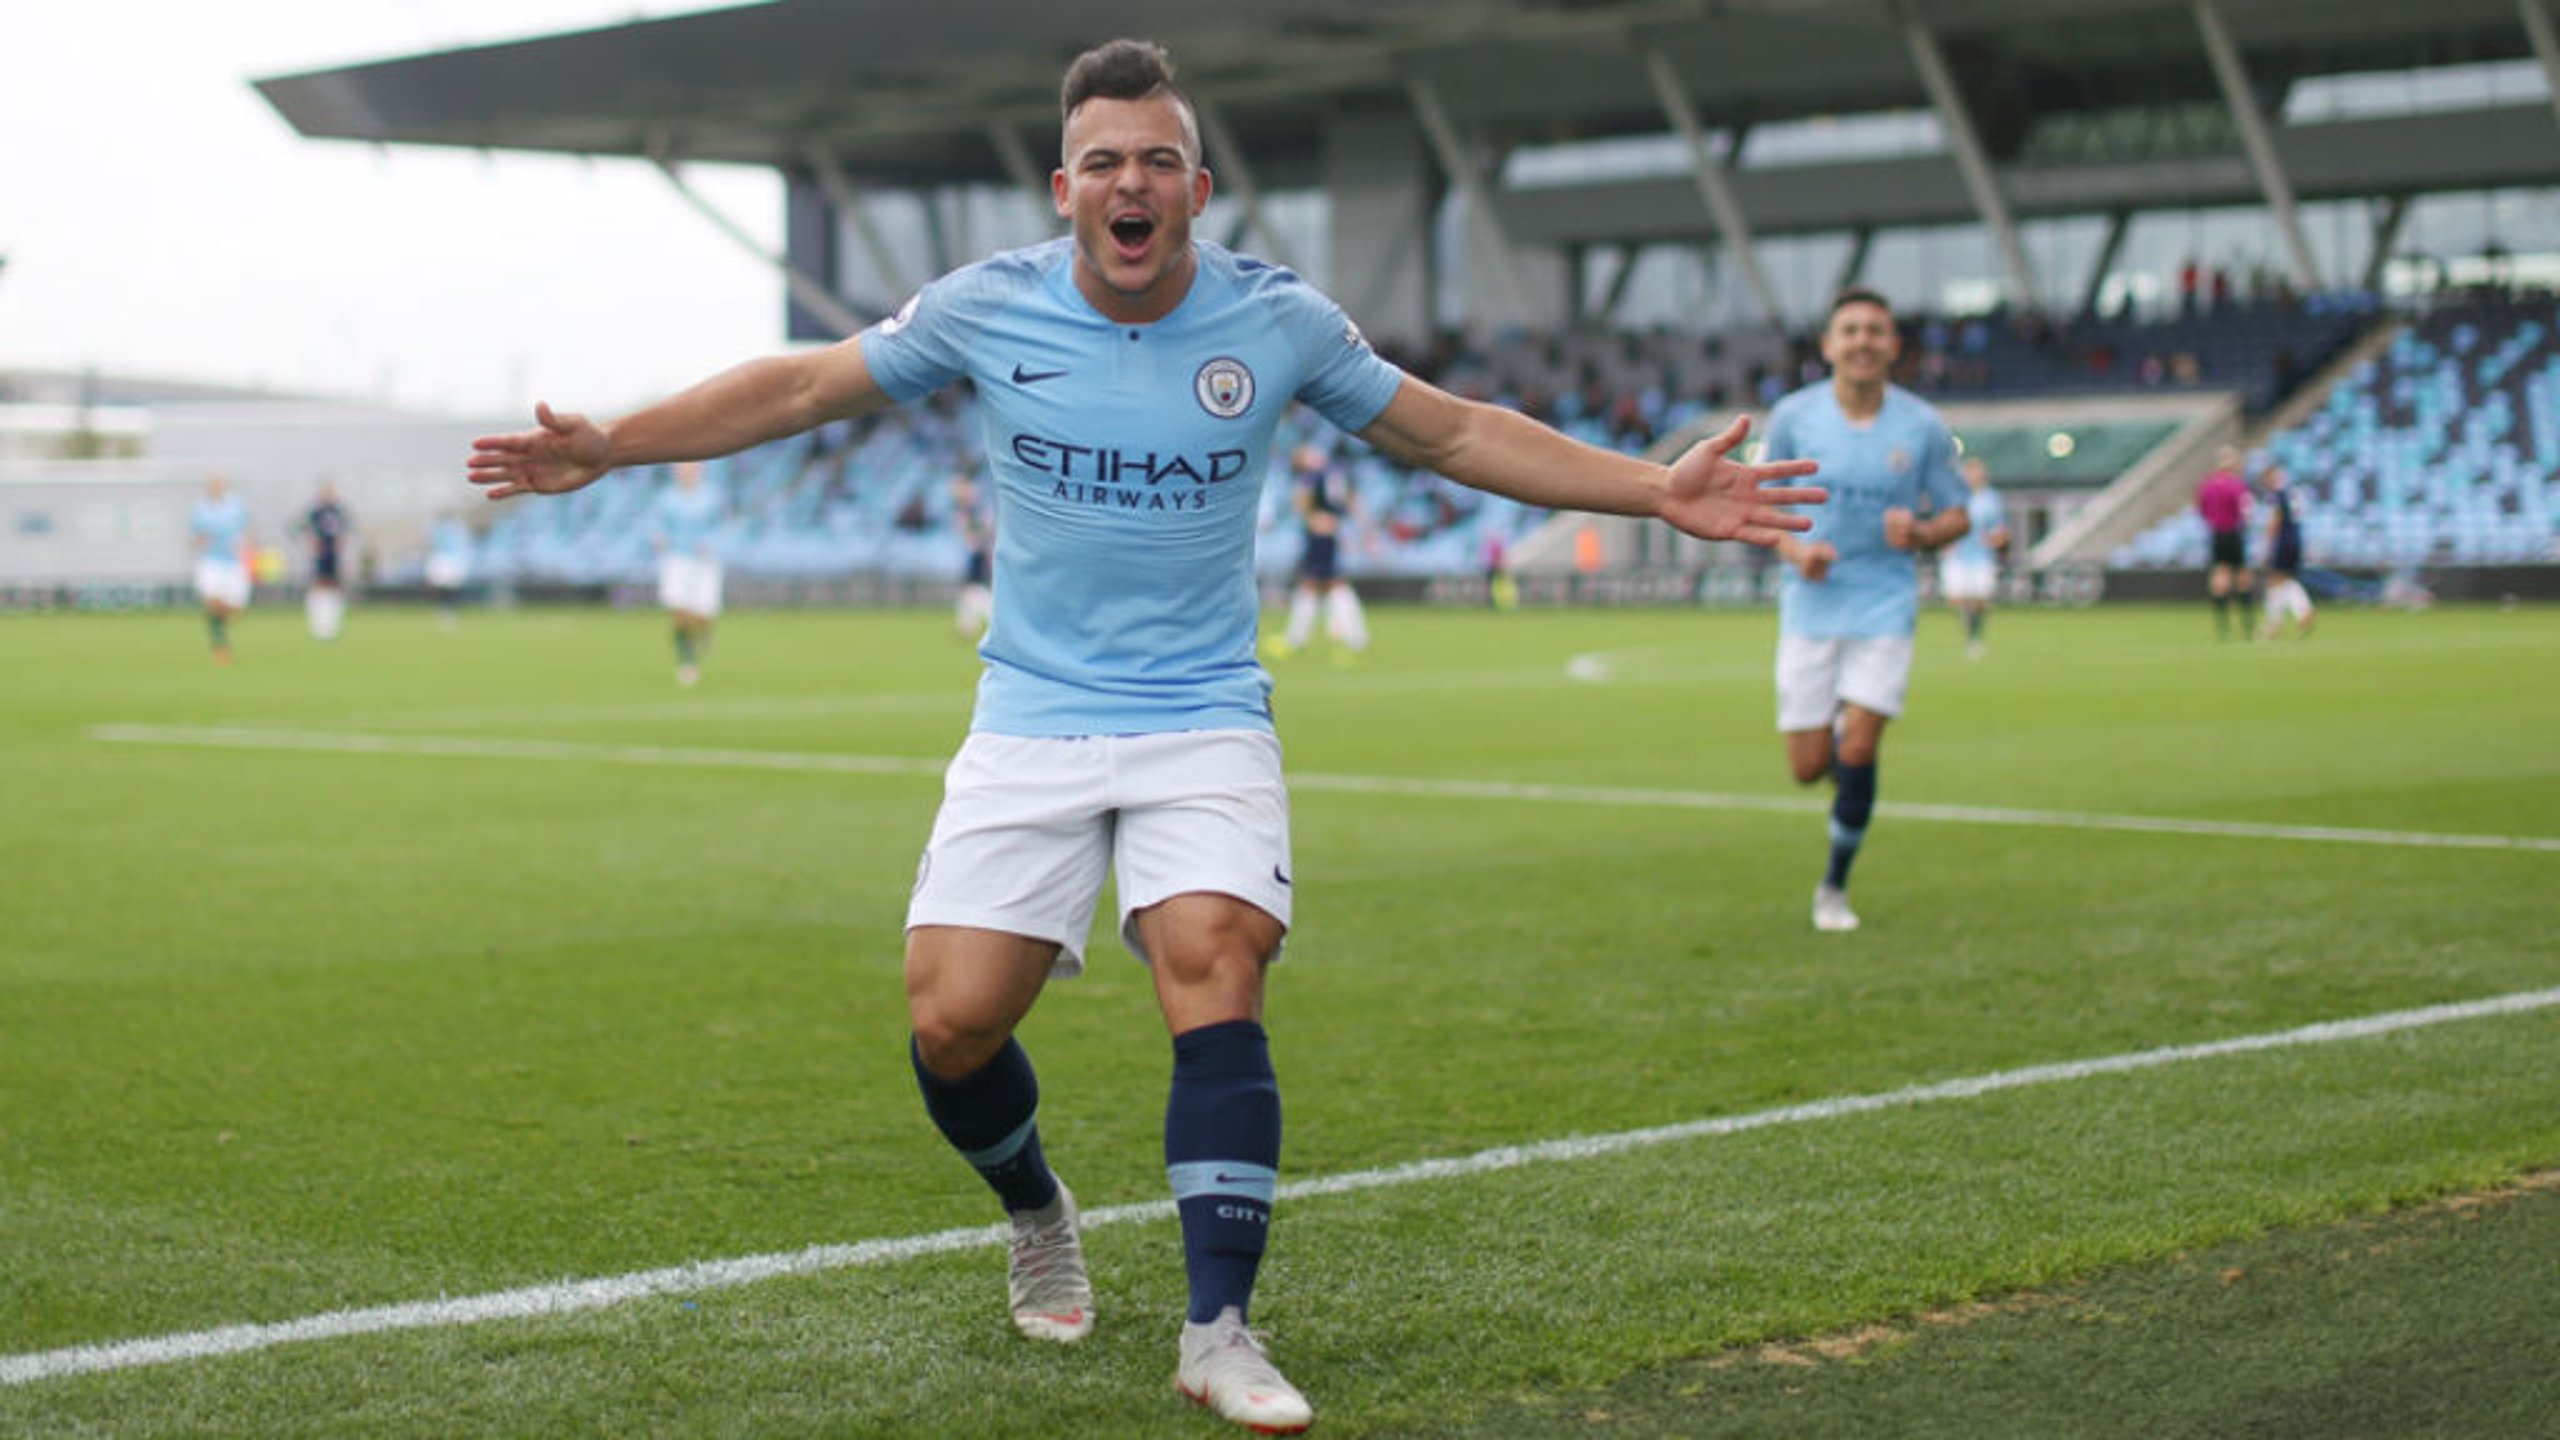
[674,628,698,665]
[911,1035,1058,1215]
[1825,760,1877,890]
[1166,1019,1281,1325]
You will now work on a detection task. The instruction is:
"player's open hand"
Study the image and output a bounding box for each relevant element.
[1659,414,1824,549]
[467,402,613,500]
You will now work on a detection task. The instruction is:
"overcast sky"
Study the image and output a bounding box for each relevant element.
[0,2,800,420]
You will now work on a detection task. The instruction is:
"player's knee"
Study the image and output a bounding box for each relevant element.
[908,1008,1013,1080]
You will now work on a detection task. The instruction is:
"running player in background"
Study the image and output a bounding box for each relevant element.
[651,461,723,687]
[298,480,353,641]
[1265,443,1367,662]
[425,512,475,630]
[189,474,251,665]
[1762,287,1969,934]
[468,37,1821,1434]
[2258,463,2316,640]
[1938,454,2008,659]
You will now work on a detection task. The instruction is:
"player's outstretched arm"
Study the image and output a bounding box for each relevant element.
[466,340,891,501]
[1354,377,1823,549]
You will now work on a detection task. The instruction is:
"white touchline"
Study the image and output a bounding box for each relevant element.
[86,725,2560,854]
[7,984,2558,1387]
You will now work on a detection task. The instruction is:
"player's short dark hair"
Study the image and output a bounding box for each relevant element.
[1061,39,1189,124]
[1829,285,1895,323]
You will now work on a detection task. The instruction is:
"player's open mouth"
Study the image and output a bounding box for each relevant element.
[1108,212,1156,260]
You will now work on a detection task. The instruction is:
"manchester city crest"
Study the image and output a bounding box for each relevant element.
[1194,357,1255,418]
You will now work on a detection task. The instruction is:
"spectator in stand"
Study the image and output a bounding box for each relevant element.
[2196,446,2254,640]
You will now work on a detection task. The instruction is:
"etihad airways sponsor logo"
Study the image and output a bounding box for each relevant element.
[1010,434,1250,490]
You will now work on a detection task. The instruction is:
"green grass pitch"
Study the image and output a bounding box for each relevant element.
[2,599,2555,1437]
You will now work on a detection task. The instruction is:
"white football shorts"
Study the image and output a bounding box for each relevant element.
[193,556,251,610]
[658,553,723,617]
[906,728,1293,977]
[425,553,471,590]
[1938,555,1997,602]
[1775,633,1915,732]
[2263,575,2313,626]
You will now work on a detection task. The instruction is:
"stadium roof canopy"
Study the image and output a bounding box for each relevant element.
[257,0,2551,197]
[256,0,2560,333]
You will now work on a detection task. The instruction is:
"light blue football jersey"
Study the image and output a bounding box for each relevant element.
[652,480,723,558]
[190,495,247,557]
[1949,485,2007,566]
[861,238,1405,736]
[1760,382,1965,638]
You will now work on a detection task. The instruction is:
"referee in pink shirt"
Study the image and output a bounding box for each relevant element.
[2196,447,2254,640]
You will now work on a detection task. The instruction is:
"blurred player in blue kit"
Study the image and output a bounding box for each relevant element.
[425,512,475,629]
[1939,455,2008,659]
[652,461,723,687]
[1761,288,1970,934]
[468,38,1822,1434]
[189,474,251,664]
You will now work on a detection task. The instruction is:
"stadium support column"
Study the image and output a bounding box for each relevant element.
[1897,2,2042,317]
[987,123,1064,235]
[2079,210,2132,320]
[2521,0,2560,139]
[1644,51,1783,333]
[2194,0,2323,294]
[1327,109,1433,351]
[1197,98,1300,275]
[1407,74,1566,335]
[805,145,915,307]
[648,139,868,339]
[2362,195,2409,294]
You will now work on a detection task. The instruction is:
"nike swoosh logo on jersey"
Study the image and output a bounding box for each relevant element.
[1272,865,1292,887]
[1012,363,1069,384]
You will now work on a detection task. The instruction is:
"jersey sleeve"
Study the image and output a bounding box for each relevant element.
[1758,393,1803,462]
[1256,266,1405,433]
[858,252,1044,406]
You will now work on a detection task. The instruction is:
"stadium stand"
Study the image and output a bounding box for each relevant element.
[467,297,2390,590]
[2112,291,2560,570]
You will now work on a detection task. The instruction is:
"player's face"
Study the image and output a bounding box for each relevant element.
[1054,94,1211,324]
[1821,301,1900,387]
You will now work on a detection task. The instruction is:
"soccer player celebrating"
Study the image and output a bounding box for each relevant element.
[468,38,1821,1433]
[1762,287,1969,934]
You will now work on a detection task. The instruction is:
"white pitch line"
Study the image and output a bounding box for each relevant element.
[86,724,2560,854]
[7,983,2558,1388]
